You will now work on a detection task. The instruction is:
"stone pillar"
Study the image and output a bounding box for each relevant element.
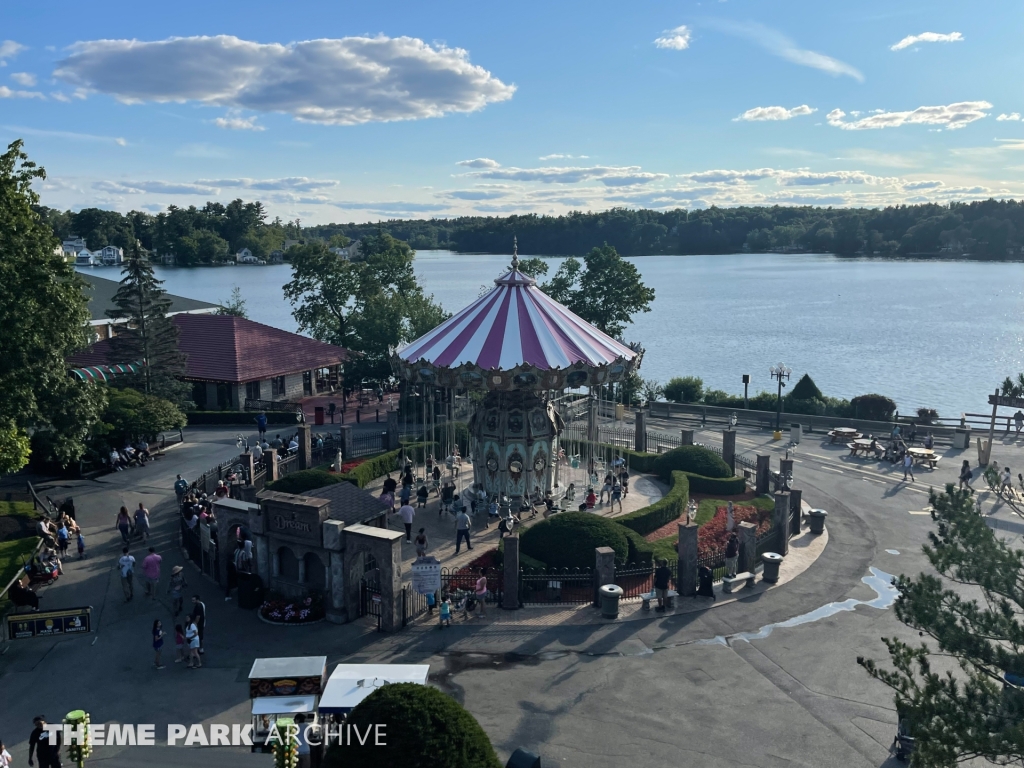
[788,489,803,536]
[780,457,794,487]
[381,531,404,632]
[339,425,354,461]
[271,547,281,578]
[298,556,307,584]
[634,410,647,453]
[773,492,790,557]
[681,429,694,446]
[677,523,698,597]
[241,451,255,485]
[386,410,400,451]
[297,424,312,471]
[265,448,279,483]
[255,536,270,581]
[737,521,756,575]
[594,546,616,606]
[755,454,771,495]
[722,429,736,473]
[503,535,521,610]
[328,552,346,623]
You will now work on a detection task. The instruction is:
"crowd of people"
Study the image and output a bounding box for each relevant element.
[108,439,155,471]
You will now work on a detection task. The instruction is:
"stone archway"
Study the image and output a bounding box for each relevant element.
[303,551,327,591]
[278,546,300,581]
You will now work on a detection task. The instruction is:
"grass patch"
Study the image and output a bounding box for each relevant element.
[0,537,39,590]
[0,501,36,517]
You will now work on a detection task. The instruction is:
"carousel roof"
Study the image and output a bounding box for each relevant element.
[397,247,637,374]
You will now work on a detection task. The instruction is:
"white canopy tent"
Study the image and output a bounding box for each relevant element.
[319,664,430,714]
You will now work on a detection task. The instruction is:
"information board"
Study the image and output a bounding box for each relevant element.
[6,606,92,640]
[411,557,442,594]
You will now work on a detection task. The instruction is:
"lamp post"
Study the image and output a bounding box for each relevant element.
[741,374,750,410]
[770,363,791,439]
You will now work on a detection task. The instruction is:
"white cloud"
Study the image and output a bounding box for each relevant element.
[734,104,816,122]
[456,158,501,168]
[890,32,963,52]
[466,164,668,185]
[539,153,589,160]
[50,92,71,102]
[903,180,944,190]
[213,114,264,131]
[0,125,125,145]
[444,190,510,200]
[710,20,863,81]
[94,180,219,195]
[10,72,36,86]
[53,34,515,125]
[0,41,25,66]
[0,85,44,99]
[654,25,692,50]
[197,177,339,191]
[827,102,991,131]
[997,113,1021,122]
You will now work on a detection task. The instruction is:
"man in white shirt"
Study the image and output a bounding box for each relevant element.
[117,547,136,601]
[251,443,264,464]
[455,509,472,553]
[399,503,415,542]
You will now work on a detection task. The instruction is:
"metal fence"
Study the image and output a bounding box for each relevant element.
[697,548,728,583]
[190,459,242,497]
[440,567,503,604]
[277,453,300,478]
[352,430,386,457]
[244,398,299,412]
[519,567,594,605]
[615,562,678,600]
[179,517,221,584]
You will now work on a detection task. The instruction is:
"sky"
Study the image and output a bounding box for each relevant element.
[3,0,1024,223]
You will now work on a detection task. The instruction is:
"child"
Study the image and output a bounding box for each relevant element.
[153,619,165,669]
[57,523,70,557]
[566,483,576,502]
[439,595,452,628]
[416,485,429,509]
[586,488,597,509]
[77,531,86,559]
[0,738,11,768]
[426,590,436,615]
[174,624,186,663]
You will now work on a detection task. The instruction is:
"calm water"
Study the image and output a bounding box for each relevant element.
[82,251,1024,416]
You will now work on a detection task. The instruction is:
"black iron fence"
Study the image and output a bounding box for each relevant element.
[697,549,728,583]
[244,398,299,412]
[179,517,221,584]
[352,430,386,457]
[440,567,503,604]
[519,567,594,605]
[190,459,243,497]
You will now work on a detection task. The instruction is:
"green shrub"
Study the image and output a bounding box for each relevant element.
[655,445,731,479]
[620,525,655,565]
[617,471,689,535]
[683,472,746,495]
[339,442,432,488]
[789,373,823,401]
[521,512,629,568]
[850,393,897,421]
[267,469,341,495]
[186,411,298,425]
[664,376,704,403]
[322,683,501,768]
[519,551,548,569]
[650,535,678,564]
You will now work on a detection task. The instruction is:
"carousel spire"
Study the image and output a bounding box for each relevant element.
[511,236,519,270]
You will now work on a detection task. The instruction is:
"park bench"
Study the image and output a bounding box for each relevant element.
[641,589,679,610]
[722,572,755,593]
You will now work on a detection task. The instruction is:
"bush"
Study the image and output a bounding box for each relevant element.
[620,525,655,565]
[664,376,704,403]
[339,442,432,488]
[655,445,731,480]
[850,393,897,421]
[186,410,298,425]
[521,512,629,568]
[266,469,341,495]
[617,471,689,536]
[789,373,823,401]
[684,473,746,495]
[322,683,501,768]
[916,407,939,424]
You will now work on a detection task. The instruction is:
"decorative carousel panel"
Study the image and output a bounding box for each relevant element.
[504,444,527,499]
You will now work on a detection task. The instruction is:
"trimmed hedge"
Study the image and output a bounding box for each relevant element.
[186,410,298,426]
[338,441,432,488]
[655,445,731,479]
[620,525,655,565]
[616,471,690,536]
[683,472,747,495]
[521,512,630,568]
[499,537,547,569]
[266,469,341,495]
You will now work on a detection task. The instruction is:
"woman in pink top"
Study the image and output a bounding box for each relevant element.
[474,568,488,618]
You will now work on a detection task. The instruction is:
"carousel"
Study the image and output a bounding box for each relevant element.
[393,240,642,510]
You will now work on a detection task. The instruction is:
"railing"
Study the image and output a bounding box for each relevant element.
[697,549,727,583]
[352,430,385,458]
[189,459,241,497]
[244,398,299,412]
[616,562,671,600]
[179,517,221,584]
[735,454,758,476]
[440,567,503,604]
[277,453,300,478]
[519,567,594,605]
[755,524,778,563]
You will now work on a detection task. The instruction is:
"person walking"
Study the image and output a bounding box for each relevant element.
[902,452,915,482]
[725,533,739,578]
[610,480,622,514]
[174,475,189,508]
[1001,466,1014,497]
[56,522,69,558]
[191,595,207,654]
[414,528,428,557]
[454,508,472,554]
[1015,410,1024,435]
[0,737,11,768]
[141,547,162,598]
[474,569,489,618]
[184,616,201,669]
[134,503,150,544]
[76,531,86,559]
[168,565,187,616]
[399,501,415,542]
[653,558,672,612]
[115,506,132,544]
[152,619,166,669]
[117,547,135,601]
[959,460,974,490]
[29,715,62,768]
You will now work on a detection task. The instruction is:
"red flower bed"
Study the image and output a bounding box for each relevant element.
[697,505,772,559]
[462,549,501,572]
[328,458,366,474]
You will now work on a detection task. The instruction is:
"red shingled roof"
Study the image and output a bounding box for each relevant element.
[69,314,347,383]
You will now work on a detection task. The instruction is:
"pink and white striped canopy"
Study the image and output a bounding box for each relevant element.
[397,267,638,374]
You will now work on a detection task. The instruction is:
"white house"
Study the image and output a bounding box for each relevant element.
[235,248,258,264]
[62,237,87,258]
[75,249,96,267]
[329,240,360,260]
[99,245,124,266]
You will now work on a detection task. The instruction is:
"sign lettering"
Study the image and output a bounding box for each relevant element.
[6,606,92,640]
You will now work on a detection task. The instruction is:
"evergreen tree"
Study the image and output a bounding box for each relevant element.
[108,247,190,407]
[789,373,824,401]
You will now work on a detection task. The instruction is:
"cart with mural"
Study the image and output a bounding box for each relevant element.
[248,655,327,752]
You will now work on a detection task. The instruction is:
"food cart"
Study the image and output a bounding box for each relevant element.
[318,663,430,722]
[248,656,327,752]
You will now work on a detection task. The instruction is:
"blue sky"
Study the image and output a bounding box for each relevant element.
[3,0,1023,222]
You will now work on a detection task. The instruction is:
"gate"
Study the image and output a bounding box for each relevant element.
[359,576,382,630]
[402,586,432,627]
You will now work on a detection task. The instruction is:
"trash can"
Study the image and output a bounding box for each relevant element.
[762,552,783,583]
[614,403,625,421]
[237,572,264,610]
[599,584,623,618]
[697,566,716,599]
[953,427,971,449]
[790,423,802,444]
[314,406,325,425]
[808,508,828,535]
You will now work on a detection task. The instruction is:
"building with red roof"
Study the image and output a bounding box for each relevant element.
[69,313,347,410]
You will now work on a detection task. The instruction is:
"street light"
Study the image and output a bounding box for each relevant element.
[770,363,791,437]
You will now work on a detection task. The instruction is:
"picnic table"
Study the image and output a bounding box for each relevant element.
[829,427,861,443]
[847,438,878,457]
[908,448,940,468]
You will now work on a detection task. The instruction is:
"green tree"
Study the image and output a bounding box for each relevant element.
[284,242,360,348]
[664,376,704,403]
[193,228,229,263]
[789,373,824,401]
[108,248,190,407]
[858,485,1024,767]
[217,286,248,318]
[515,256,549,278]
[543,244,654,337]
[93,388,186,451]
[0,420,31,475]
[0,140,106,471]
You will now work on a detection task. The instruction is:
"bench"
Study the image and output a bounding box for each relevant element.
[722,572,755,593]
[641,589,679,610]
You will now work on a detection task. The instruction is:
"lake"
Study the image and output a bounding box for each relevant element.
[82,251,1024,417]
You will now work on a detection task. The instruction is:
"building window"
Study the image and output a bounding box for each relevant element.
[246,381,261,401]
[271,376,286,398]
